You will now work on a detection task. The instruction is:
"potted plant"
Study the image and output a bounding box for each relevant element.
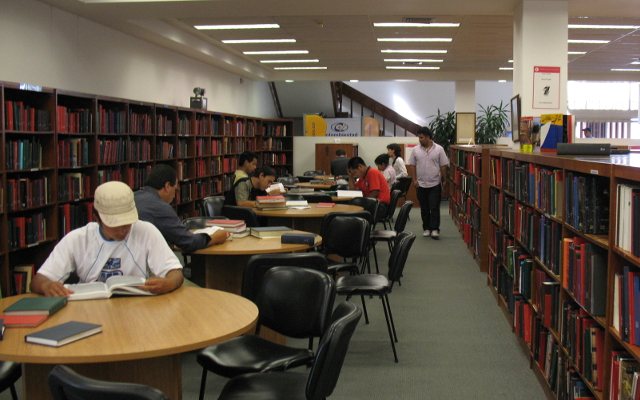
[475,101,509,144]
[427,109,456,200]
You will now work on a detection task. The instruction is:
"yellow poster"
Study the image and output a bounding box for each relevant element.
[363,117,380,137]
[304,115,327,136]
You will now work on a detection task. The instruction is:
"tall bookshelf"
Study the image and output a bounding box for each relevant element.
[450,145,640,400]
[0,81,293,297]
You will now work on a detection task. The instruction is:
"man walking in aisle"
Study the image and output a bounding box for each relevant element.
[407,126,449,239]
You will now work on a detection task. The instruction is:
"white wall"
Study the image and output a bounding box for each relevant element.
[0,0,277,118]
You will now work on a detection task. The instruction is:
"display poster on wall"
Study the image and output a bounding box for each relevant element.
[303,114,327,136]
[363,117,381,136]
[532,66,560,109]
[324,118,362,137]
[403,144,418,161]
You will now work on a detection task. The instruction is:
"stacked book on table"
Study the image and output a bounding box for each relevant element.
[286,200,309,209]
[206,219,250,239]
[1,296,67,329]
[250,226,293,239]
[255,195,287,211]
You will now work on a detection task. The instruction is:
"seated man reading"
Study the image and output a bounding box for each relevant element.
[233,150,259,184]
[31,181,184,297]
[224,166,278,207]
[347,156,391,217]
[135,164,228,252]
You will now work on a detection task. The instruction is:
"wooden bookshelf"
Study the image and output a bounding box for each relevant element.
[0,80,293,297]
[450,146,640,400]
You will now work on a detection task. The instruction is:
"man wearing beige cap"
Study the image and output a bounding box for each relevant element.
[31,181,184,297]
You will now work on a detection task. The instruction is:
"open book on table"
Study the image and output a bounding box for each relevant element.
[64,276,153,301]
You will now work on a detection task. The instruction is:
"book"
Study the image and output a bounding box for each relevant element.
[317,202,335,208]
[232,229,250,239]
[3,297,67,316]
[25,320,102,347]
[255,195,286,203]
[336,190,363,198]
[286,200,308,207]
[64,276,153,301]
[281,232,319,245]
[193,226,224,235]
[1,314,48,328]
[206,219,245,228]
[265,182,285,194]
[250,226,294,238]
[0,320,3,340]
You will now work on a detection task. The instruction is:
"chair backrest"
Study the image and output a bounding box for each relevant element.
[201,196,225,218]
[277,176,299,185]
[319,211,373,244]
[242,252,329,302]
[255,267,336,339]
[181,216,213,230]
[329,184,349,191]
[348,197,380,223]
[0,361,21,394]
[305,301,362,400]
[304,194,333,204]
[48,365,169,400]
[393,201,413,232]
[323,216,370,259]
[383,190,402,221]
[395,177,412,196]
[282,194,305,201]
[387,231,416,284]
[221,205,261,228]
[304,170,325,176]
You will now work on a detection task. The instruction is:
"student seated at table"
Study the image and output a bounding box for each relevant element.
[224,166,279,207]
[347,156,391,217]
[331,149,350,177]
[135,164,229,252]
[233,150,259,184]
[31,181,184,297]
[375,153,397,186]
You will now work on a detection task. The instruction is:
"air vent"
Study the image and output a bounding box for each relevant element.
[403,17,435,24]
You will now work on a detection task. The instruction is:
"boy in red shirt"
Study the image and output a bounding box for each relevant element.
[347,157,390,217]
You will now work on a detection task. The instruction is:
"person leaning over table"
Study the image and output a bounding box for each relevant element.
[30,181,184,297]
[347,156,390,218]
[134,164,229,252]
[224,165,279,207]
[233,150,259,184]
[375,153,396,187]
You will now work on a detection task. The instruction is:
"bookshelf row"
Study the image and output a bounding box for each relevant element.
[449,145,640,400]
[0,80,293,297]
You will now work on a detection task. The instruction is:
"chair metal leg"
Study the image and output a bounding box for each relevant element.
[9,384,17,400]
[372,242,380,274]
[380,295,398,363]
[199,368,208,400]
[308,337,314,351]
[360,295,369,324]
[383,294,398,342]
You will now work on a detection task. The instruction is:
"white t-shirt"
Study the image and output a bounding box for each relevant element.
[392,157,408,178]
[38,221,182,284]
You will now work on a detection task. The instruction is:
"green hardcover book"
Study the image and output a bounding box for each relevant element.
[3,296,67,316]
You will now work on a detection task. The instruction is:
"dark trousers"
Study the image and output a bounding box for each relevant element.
[416,184,442,232]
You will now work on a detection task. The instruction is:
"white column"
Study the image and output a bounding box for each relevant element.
[513,1,568,116]
[455,81,475,113]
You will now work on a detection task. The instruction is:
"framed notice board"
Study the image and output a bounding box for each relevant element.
[456,112,476,144]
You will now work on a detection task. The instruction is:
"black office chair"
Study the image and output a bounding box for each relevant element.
[378,190,402,229]
[197,266,336,400]
[282,194,305,201]
[303,194,333,203]
[349,197,380,230]
[322,216,371,277]
[221,205,261,228]
[277,176,299,190]
[48,365,169,400]
[370,201,413,273]
[0,362,21,400]
[329,184,349,191]
[182,216,215,230]
[217,301,362,400]
[336,231,416,363]
[395,177,412,202]
[304,170,325,176]
[201,196,225,218]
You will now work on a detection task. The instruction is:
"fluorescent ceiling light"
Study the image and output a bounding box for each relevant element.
[350,80,359,82]
[568,51,587,55]
[222,39,296,44]
[285,80,294,82]
[381,49,447,54]
[508,60,513,63]
[498,80,507,83]
[568,39,609,44]
[384,59,442,63]
[244,50,308,55]
[195,24,280,30]
[260,59,319,63]
[273,67,327,70]
[386,66,440,70]
[378,38,452,42]
[569,24,640,29]
[374,22,460,28]
[611,68,640,71]
[631,61,640,64]
[499,67,513,70]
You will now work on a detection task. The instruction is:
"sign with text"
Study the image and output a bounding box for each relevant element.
[532,66,560,109]
[324,118,362,137]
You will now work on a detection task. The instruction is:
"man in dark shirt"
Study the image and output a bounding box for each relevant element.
[331,149,350,176]
[134,164,228,252]
[224,166,278,207]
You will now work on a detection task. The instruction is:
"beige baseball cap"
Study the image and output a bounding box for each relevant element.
[94,181,138,227]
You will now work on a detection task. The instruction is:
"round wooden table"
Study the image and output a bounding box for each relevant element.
[0,287,257,400]
[253,203,364,234]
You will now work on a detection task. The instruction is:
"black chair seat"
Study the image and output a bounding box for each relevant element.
[197,335,313,378]
[336,274,390,294]
[370,230,397,240]
[218,371,307,400]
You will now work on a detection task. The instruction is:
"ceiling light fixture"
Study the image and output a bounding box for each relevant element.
[285,80,294,82]
[569,24,640,29]
[222,39,296,44]
[498,80,507,83]
[244,50,309,55]
[374,22,460,28]
[611,68,640,71]
[260,59,319,63]
[568,39,609,44]
[350,80,359,82]
[378,38,452,42]
[499,67,513,70]
[273,67,327,70]
[386,66,439,70]
[568,51,587,55]
[195,24,280,30]
[384,58,442,63]
[381,49,447,53]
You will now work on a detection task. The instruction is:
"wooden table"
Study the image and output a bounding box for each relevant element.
[294,182,333,190]
[0,287,257,400]
[253,203,364,234]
